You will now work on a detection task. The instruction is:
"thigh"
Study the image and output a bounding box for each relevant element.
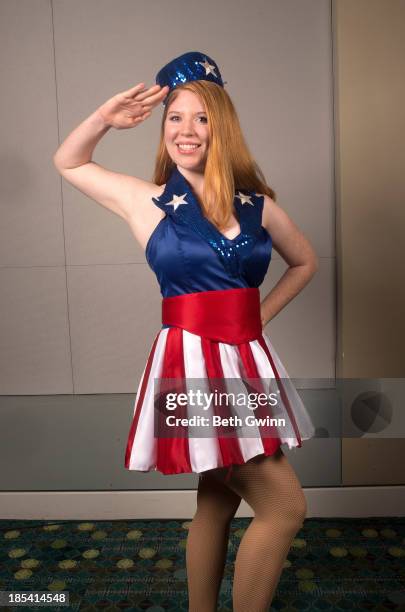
[196,470,242,522]
[210,449,307,520]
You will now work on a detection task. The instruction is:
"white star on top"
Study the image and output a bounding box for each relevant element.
[166,193,188,211]
[236,192,254,206]
[198,59,217,77]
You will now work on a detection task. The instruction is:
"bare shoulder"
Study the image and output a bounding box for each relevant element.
[261,194,295,235]
[261,194,318,268]
[123,175,165,218]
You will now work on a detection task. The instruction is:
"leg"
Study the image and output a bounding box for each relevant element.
[186,471,242,612]
[212,448,307,612]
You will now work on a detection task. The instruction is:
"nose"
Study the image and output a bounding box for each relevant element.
[180,118,196,136]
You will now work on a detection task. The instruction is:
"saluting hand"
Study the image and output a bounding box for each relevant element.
[97,82,169,129]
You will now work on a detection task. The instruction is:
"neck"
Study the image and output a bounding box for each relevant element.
[176,166,205,200]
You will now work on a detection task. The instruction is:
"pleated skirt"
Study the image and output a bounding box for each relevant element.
[124,326,315,475]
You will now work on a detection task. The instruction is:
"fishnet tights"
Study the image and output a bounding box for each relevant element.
[186,448,307,612]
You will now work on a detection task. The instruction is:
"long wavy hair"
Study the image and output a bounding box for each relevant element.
[152,80,276,230]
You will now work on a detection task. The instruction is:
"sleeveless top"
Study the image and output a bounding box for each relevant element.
[145,166,273,299]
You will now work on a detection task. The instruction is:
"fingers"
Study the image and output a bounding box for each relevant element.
[131,110,152,125]
[122,83,170,103]
[146,87,170,108]
[122,82,147,97]
[122,84,169,111]
[136,84,169,103]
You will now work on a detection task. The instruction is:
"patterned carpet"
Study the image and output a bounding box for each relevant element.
[0,516,404,611]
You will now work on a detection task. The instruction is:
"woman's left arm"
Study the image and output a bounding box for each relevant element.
[260,194,319,327]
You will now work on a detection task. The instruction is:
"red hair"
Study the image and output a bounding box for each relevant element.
[152,80,276,230]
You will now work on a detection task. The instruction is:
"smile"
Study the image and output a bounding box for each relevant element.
[177,144,201,151]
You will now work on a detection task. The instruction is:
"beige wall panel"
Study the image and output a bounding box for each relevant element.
[68,263,162,393]
[0,0,64,266]
[343,439,405,486]
[333,0,405,484]
[334,0,405,378]
[0,267,72,393]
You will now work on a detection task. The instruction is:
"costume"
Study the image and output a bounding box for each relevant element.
[124,166,316,481]
[125,51,315,482]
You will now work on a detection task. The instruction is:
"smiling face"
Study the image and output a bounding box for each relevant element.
[164,89,210,173]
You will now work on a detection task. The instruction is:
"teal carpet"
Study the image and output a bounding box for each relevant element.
[1,517,404,611]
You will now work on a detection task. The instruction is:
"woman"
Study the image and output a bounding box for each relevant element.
[54,51,318,612]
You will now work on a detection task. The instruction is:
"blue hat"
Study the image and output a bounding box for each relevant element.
[155,51,226,105]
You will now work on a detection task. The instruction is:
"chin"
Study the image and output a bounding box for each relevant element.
[180,160,205,172]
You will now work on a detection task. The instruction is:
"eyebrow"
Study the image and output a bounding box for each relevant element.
[167,110,207,115]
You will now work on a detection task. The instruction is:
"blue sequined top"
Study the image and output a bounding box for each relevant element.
[145,165,272,298]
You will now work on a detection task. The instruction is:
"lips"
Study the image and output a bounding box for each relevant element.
[176,143,201,154]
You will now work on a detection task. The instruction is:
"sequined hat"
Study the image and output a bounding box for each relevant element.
[155,51,226,105]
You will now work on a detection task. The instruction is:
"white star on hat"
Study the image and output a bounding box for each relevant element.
[165,193,188,211]
[236,192,254,206]
[198,59,217,77]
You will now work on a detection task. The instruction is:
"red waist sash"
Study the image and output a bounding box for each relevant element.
[162,287,262,344]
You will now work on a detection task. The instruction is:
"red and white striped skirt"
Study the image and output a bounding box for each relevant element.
[124,288,315,478]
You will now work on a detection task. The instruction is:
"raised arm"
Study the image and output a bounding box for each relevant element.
[53,83,169,222]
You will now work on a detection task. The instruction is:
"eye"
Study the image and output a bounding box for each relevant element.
[167,115,207,123]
